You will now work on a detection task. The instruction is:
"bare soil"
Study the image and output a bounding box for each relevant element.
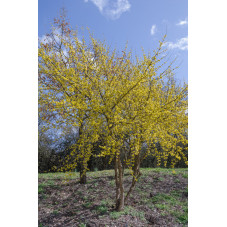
[38,169,188,227]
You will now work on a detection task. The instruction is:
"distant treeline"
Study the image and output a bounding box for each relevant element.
[38,133,188,173]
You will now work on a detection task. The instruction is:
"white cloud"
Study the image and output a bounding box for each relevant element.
[150,24,157,36]
[86,0,107,12]
[85,0,131,20]
[164,37,188,51]
[176,19,188,26]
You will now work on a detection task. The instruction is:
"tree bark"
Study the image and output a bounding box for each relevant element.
[79,169,87,184]
[125,154,141,203]
[115,156,124,211]
[78,123,87,184]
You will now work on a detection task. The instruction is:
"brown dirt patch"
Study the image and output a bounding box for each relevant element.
[39,169,188,227]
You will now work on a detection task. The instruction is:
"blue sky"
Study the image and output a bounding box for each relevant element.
[39,0,188,83]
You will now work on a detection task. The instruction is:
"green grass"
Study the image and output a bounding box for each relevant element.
[100,199,112,206]
[38,180,57,194]
[109,180,115,187]
[96,205,108,214]
[176,213,188,225]
[38,185,45,194]
[95,205,108,215]
[92,199,113,215]
[158,177,164,181]
[145,168,187,175]
[151,193,175,204]
[52,210,59,215]
[39,168,188,180]
[39,223,48,227]
[39,168,187,225]
[78,223,87,227]
[39,224,48,227]
[151,191,188,225]
[174,178,181,183]
[110,206,146,221]
[83,202,93,208]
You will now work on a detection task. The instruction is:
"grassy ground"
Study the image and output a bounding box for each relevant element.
[39,168,188,227]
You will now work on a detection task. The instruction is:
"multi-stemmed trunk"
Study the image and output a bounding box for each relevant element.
[125,154,141,202]
[114,154,141,211]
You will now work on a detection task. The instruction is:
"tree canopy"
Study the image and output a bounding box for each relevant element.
[38,15,188,210]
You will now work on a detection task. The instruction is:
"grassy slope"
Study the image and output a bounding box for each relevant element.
[39,168,188,227]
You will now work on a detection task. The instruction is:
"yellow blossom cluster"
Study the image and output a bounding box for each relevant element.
[39,20,188,177]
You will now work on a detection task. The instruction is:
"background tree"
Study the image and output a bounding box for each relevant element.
[38,13,95,183]
[38,121,55,173]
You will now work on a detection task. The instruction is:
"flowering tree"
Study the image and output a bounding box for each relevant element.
[39,15,188,211]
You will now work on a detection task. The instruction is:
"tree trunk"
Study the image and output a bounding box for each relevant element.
[79,170,87,184]
[78,161,87,184]
[77,124,87,184]
[115,156,124,211]
[125,154,141,203]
